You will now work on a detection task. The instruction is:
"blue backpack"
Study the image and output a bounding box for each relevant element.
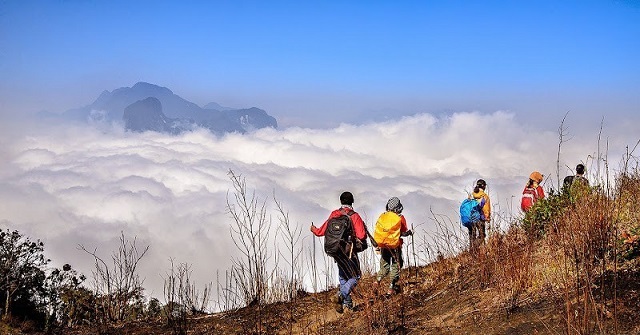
[460,198,483,228]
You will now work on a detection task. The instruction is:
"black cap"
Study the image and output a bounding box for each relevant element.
[476,179,487,189]
[340,191,354,205]
[576,164,585,175]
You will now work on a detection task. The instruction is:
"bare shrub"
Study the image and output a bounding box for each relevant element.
[213,269,242,312]
[78,232,148,325]
[162,260,211,335]
[226,169,271,308]
[549,187,615,334]
[274,195,304,302]
[486,226,534,311]
[225,169,274,334]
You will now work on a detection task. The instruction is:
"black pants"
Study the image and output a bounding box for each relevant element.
[468,220,486,250]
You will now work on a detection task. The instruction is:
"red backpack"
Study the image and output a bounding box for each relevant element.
[521,187,538,212]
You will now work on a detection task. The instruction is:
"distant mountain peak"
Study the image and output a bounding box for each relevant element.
[131,82,174,95]
[203,102,235,111]
[58,82,278,135]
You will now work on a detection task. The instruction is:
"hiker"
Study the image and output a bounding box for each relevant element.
[470,179,491,249]
[563,163,590,198]
[521,171,545,212]
[373,197,412,295]
[310,191,367,313]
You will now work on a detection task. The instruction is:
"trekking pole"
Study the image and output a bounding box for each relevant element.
[312,222,317,292]
[364,224,378,248]
[411,223,417,280]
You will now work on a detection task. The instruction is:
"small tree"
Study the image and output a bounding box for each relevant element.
[43,264,87,329]
[146,297,162,319]
[0,229,49,321]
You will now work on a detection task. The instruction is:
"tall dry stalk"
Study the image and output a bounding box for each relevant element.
[556,112,571,191]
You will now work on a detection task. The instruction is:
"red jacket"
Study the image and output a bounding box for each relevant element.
[311,205,366,240]
[521,185,545,212]
[396,214,409,247]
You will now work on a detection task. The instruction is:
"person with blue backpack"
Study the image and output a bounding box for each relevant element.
[460,179,491,250]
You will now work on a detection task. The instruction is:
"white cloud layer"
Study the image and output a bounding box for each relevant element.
[0,111,637,305]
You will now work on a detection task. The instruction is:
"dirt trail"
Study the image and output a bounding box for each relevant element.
[278,304,341,335]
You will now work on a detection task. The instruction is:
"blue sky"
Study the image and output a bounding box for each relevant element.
[1,1,639,127]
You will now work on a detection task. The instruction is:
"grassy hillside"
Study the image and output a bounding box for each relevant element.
[53,170,639,334]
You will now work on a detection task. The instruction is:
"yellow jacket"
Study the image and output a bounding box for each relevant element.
[472,189,491,222]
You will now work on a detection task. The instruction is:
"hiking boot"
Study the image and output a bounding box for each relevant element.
[343,303,355,313]
[372,280,381,295]
[331,293,343,313]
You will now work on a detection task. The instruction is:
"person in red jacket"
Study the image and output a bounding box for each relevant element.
[310,191,367,313]
[521,171,545,212]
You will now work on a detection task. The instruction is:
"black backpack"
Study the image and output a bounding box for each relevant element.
[563,175,574,192]
[324,209,357,258]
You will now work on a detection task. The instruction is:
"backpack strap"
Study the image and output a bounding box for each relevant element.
[522,187,538,201]
[339,208,357,241]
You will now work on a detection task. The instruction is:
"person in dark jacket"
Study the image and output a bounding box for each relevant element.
[563,163,589,197]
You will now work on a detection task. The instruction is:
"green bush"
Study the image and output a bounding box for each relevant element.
[521,189,571,238]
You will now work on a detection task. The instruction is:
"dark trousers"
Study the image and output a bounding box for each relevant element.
[468,220,486,250]
[334,255,361,306]
[377,247,403,286]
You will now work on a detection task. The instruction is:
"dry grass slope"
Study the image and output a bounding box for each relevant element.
[53,170,640,335]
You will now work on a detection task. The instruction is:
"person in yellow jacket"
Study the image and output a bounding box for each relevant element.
[373,197,413,295]
[471,179,491,249]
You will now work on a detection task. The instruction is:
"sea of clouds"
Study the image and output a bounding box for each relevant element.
[0,111,637,307]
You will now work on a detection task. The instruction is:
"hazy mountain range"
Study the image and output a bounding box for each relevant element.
[41,82,277,134]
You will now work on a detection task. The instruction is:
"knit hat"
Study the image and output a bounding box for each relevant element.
[529,171,544,183]
[386,197,403,213]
